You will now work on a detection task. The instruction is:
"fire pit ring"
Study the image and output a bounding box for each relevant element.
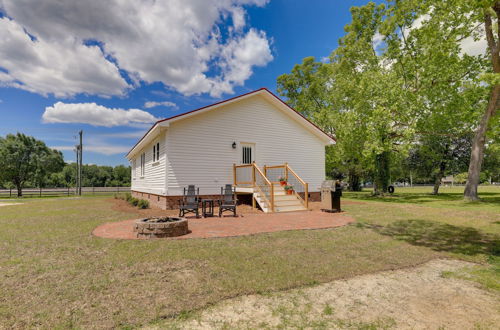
[133,217,189,238]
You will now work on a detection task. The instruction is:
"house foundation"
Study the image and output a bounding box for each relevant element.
[132,190,320,210]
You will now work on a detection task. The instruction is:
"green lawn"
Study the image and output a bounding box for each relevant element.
[0,187,498,328]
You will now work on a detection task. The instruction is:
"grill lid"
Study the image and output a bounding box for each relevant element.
[321,180,336,190]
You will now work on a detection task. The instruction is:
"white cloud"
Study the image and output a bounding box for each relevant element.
[52,144,131,155]
[97,131,148,139]
[143,101,178,109]
[407,13,487,57]
[0,18,129,98]
[0,0,272,98]
[212,29,273,96]
[460,30,488,56]
[42,102,158,127]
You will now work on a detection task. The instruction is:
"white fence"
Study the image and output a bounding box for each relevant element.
[0,187,130,198]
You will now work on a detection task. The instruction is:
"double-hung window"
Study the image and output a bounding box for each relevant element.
[140,153,145,177]
[153,142,160,162]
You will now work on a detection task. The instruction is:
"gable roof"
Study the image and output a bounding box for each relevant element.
[126,88,335,159]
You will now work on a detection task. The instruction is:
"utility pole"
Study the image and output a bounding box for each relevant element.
[75,145,79,195]
[78,130,83,196]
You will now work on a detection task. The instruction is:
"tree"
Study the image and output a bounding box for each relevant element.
[0,133,64,196]
[279,3,417,194]
[406,133,472,194]
[464,1,500,200]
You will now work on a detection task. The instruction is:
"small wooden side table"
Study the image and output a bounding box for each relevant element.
[201,199,215,217]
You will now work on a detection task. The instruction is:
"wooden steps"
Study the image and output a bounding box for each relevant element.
[253,183,307,213]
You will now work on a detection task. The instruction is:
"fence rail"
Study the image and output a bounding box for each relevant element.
[0,186,130,198]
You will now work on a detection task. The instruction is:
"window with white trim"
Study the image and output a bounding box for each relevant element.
[140,153,145,177]
[153,142,160,162]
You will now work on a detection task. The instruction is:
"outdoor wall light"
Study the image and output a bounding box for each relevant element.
[232,142,237,149]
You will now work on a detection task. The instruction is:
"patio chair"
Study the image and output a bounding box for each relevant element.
[219,184,237,217]
[179,185,200,217]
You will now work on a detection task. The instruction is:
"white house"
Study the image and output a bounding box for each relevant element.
[126,88,335,212]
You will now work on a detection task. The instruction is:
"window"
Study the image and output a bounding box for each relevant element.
[132,159,136,179]
[242,146,252,164]
[140,153,145,177]
[153,142,160,162]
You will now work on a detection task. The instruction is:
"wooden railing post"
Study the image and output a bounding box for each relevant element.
[252,162,256,187]
[233,163,236,185]
[284,162,288,182]
[305,182,309,209]
[263,164,267,177]
[271,184,275,212]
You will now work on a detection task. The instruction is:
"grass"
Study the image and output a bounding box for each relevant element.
[0,186,498,328]
[342,186,500,295]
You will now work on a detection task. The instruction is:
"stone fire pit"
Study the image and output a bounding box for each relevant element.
[133,217,188,238]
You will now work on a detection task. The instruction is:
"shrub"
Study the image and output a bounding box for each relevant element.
[137,199,150,209]
[125,193,132,202]
[130,197,139,206]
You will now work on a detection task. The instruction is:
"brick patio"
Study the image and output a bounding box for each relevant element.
[92,210,355,240]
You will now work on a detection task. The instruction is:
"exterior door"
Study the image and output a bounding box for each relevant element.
[240,143,255,164]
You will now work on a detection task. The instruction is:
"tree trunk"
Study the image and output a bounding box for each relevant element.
[348,171,362,191]
[465,4,500,201]
[432,162,446,195]
[464,85,499,200]
[16,184,22,197]
[374,151,390,195]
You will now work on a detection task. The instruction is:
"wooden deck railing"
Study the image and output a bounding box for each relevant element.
[234,162,308,211]
[262,163,308,209]
[285,164,309,209]
[234,163,274,212]
[253,164,274,212]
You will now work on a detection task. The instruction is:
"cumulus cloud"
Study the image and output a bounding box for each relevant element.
[460,31,488,56]
[0,18,129,97]
[42,102,158,127]
[52,144,131,155]
[407,13,487,57]
[0,0,273,98]
[143,101,178,109]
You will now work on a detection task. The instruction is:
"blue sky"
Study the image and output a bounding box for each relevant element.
[0,0,370,166]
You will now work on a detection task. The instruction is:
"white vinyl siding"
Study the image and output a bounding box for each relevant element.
[164,95,326,196]
[130,132,167,194]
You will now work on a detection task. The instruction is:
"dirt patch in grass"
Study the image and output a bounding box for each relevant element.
[0,202,23,207]
[158,259,500,329]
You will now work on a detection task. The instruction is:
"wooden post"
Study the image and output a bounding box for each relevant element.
[9,188,11,198]
[285,163,288,182]
[263,165,267,177]
[39,187,42,197]
[271,184,275,212]
[233,164,236,185]
[252,195,256,209]
[252,163,256,187]
[67,187,70,196]
[305,182,309,209]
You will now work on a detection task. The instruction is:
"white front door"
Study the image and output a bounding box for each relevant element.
[240,143,255,164]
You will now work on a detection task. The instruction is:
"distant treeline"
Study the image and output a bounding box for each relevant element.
[37,163,131,188]
[0,133,130,195]
[0,160,131,189]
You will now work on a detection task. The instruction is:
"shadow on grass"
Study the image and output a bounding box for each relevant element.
[357,219,500,257]
[345,191,500,206]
